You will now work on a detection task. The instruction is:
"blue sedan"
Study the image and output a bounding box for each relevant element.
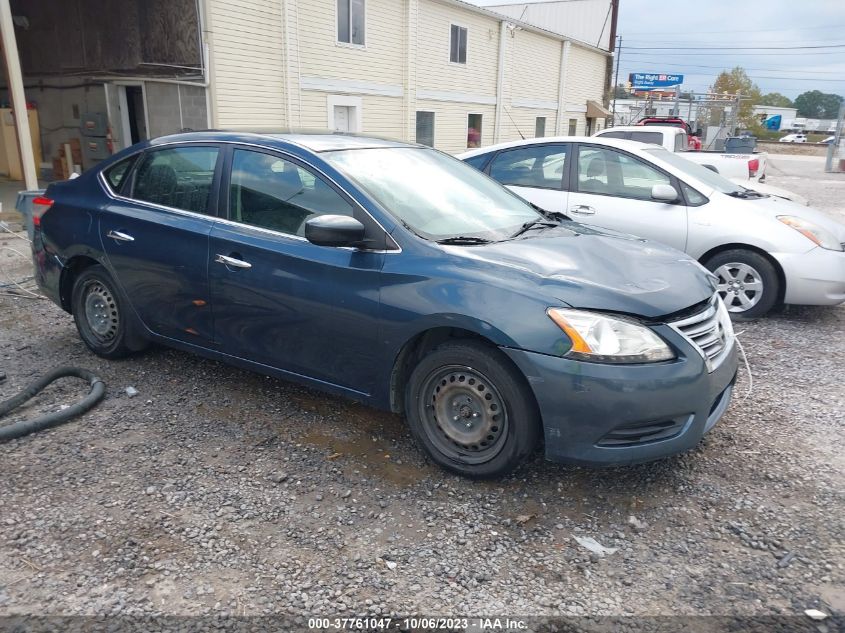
[32,132,737,478]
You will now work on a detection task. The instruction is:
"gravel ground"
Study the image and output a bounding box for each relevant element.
[0,160,843,625]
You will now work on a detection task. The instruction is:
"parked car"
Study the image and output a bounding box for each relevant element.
[593,126,807,205]
[779,134,807,143]
[32,132,738,478]
[459,136,845,318]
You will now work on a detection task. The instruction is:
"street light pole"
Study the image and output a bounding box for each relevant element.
[611,35,621,127]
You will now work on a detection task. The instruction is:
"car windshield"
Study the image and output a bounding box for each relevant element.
[643,147,743,194]
[323,147,542,241]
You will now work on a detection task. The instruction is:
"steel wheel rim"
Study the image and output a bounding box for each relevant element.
[83,281,119,340]
[714,262,764,313]
[418,365,508,465]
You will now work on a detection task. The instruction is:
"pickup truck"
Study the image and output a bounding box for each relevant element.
[592,126,807,205]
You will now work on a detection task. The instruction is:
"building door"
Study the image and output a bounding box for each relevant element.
[117,84,148,148]
[333,105,352,132]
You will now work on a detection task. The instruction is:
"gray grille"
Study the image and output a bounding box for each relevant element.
[669,294,733,372]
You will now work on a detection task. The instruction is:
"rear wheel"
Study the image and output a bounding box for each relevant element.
[704,249,779,319]
[404,340,540,479]
[72,265,146,358]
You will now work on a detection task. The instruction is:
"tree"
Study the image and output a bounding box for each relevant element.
[611,83,630,99]
[794,90,844,118]
[759,92,793,108]
[710,67,762,128]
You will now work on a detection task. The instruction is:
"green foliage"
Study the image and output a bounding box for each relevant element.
[710,67,762,127]
[759,92,793,108]
[794,91,844,118]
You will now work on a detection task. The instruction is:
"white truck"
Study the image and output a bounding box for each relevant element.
[593,126,807,205]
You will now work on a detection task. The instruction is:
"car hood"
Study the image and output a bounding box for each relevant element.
[450,224,717,319]
[727,194,845,241]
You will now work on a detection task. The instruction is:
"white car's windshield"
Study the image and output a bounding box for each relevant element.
[324,147,542,241]
[643,147,743,194]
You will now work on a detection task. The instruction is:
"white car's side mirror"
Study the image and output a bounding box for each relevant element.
[651,184,678,202]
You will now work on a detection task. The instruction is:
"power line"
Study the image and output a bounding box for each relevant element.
[618,61,845,74]
[622,50,844,56]
[624,43,845,50]
[621,23,845,35]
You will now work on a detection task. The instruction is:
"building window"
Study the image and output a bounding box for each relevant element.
[568,118,578,135]
[535,117,546,138]
[337,0,365,46]
[416,111,435,147]
[467,113,482,148]
[450,24,467,64]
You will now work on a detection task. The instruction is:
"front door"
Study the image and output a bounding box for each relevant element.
[209,147,384,395]
[99,144,221,342]
[567,144,688,251]
[485,143,570,215]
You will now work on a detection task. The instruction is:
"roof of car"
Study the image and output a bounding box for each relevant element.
[457,135,660,158]
[596,125,685,134]
[148,130,417,152]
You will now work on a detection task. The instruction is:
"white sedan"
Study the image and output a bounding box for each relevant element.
[779,133,807,143]
[459,136,845,318]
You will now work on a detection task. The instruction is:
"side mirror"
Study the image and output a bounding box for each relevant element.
[305,215,366,247]
[651,184,679,202]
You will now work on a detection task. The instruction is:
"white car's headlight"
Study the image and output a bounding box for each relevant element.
[778,216,844,251]
[547,308,675,363]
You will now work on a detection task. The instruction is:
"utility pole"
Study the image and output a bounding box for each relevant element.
[611,35,621,127]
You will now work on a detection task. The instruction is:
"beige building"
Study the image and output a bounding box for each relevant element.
[2,0,611,179]
[204,0,612,153]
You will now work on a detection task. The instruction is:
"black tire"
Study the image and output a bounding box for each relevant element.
[703,249,779,319]
[404,340,541,479]
[71,265,146,359]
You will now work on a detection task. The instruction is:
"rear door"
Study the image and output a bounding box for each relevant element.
[485,143,570,214]
[566,143,688,251]
[99,144,221,343]
[208,147,387,395]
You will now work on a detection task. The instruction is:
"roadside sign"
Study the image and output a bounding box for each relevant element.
[630,73,684,91]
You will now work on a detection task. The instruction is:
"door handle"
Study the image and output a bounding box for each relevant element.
[569,205,596,215]
[106,230,135,242]
[215,254,252,269]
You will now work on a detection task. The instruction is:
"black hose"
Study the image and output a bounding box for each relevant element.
[0,367,105,443]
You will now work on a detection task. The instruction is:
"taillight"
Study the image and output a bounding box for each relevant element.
[748,158,759,178]
[31,196,54,227]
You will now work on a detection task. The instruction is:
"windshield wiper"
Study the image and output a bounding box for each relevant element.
[528,202,571,221]
[726,189,766,199]
[509,219,559,239]
[435,236,494,245]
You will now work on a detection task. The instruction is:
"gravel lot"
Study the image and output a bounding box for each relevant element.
[0,158,843,625]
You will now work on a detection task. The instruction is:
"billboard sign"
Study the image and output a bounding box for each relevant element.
[629,73,684,91]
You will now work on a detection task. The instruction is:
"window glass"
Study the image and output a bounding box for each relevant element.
[598,131,629,140]
[682,182,708,206]
[642,147,745,194]
[450,25,467,63]
[104,156,135,192]
[535,117,546,138]
[568,119,578,135]
[674,133,688,152]
[467,113,482,148]
[324,147,542,242]
[230,150,353,237]
[463,153,490,170]
[337,0,364,45]
[489,145,567,189]
[416,111,435,147]
[132,147,219,214]
[629,131,663,146]
[577,146,671,200]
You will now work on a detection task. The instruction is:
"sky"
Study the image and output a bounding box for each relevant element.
[468,0,845,100]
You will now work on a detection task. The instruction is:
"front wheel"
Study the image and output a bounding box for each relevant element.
[404,340,541,479]
[704,249,779,319]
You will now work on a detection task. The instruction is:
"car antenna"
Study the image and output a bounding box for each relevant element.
[503,106,525,140]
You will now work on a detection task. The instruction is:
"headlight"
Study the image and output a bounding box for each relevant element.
[777,216,844,251]
[547,308,675,363]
